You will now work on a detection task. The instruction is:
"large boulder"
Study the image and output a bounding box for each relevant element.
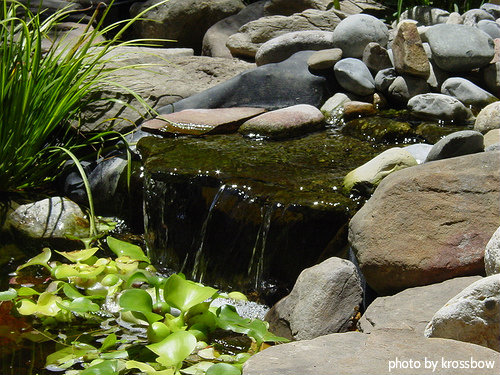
[423,24,495,72]
[349,151,500,294]
[425,275,500,352]
[202,0,267,58]
[485,226,500,276]
[226,9,342,59]
[156,51,332,114]
[359,276,482,335]
[264,257,362,340]
[242,329,500,375]
[332,14,389,58]
[129,0,245,53]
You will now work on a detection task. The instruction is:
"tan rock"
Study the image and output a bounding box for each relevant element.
[392,20,430,78]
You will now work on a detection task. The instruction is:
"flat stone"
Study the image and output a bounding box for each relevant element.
[424,24,495,72]
[332,14,389,58]
[441,77,498,109]
[359,276,482,335]
[349,151,500,294]
[485,226,500,276]
[425,275,500,352]
[334,58,375,96]
[255,30,334,66]
[142,107,266,136]
[343,101,376,120]
[408,93,474,123]
[424,130,484,162]
[238,104,324,139]
[362,42,392,73]
[265,257,362,340]
[474,101,500,133]
[343,147,417,195]
[392,20,430,78]
[242,329,500,375]
[307,48,343,70]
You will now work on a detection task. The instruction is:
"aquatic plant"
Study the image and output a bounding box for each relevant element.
[0,236,288,375]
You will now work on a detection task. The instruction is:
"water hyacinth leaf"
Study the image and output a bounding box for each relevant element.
[0,288,17,301]
[46,343,98,370]
[119,288,162,324]
[80,359,119,375]
[227,292,248,301]
[57,297,100,313]
[146,330,197,368]
[100,350,128,360]
[164,274,217,312]
[180,361,213,374]
[54,264,106,280]
[55,248,99,263]
[100,333,117,352]
[126,360,175,375]
[16,248,51,271]
[115,257,140,274]
[107,236,150,263]
[125,270,158,288]
[17,286,40,296]
[63,283,86,299]
[18,293,62,316]
[206,363,241,375]
[147,321,171,343]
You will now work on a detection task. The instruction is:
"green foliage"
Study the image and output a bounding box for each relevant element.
[1,236,289,374]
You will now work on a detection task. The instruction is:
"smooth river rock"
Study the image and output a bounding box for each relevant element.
[407,93,473,123]
[485,226,500,276]
[440,77,498,109]
[349,151,500,294]
[334,58,375,96]
[424,130,484,162]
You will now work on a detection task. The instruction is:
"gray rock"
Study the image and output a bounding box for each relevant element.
[359,276,482,335]
[427,61,449,90]
[425,275,500,352]
[334,58,375,96]
[343,148,417,195]
[202,0,267,58]
[403,143,433,164]
[424,24,495,72]
[441,77,499,109]
[482,62,500,94]
[388,75,429,105]
[242,329,500,375]
[424,130,484,162]
[485,226,500,276]
[486,143,500,152]
[478,19,500,39]
[408,93,474,123]
[255,30,334,66]
[362,42,392,73]
[392,20,430,78]
[307,48,343,70]
[6,197,90,247]
[320,92,350,117]
[156,51,331,114]
[332,14,389,58]
[399,6,449,26]
[481,3,500,19]
[238,104,324,140]
[474,101,500,133]
[374,67,397,92]
[462,8,495,26]
[226,9,342,59]
[80,48,254,132]
[264,0,331,15]
[264,257,362,340]
[130,0,245,53]
[484,129,500,148]
[349,151,500,294]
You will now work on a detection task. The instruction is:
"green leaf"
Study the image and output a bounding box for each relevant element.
[46,343,98,370]
[126,360,175,375]
[206,363,241,375]
[100,333,117,352]
[53,264,106,280]
[16,248,51,272]
[164,274,217,312]
[227,292,248,301]
[17,287,40,296]
[147,322,171,343]
[18,292,62,317]
[80,359,119,375]
[55,248,99,263]
[180,361,214,374]
[0,288,17,301]
[57,297,100,313]
[119,289,162,324]
[107,237,150,263]
[146,330,197,368]
[63,283,86,299]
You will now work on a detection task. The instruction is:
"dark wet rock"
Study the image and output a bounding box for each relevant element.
[341,116,414,143]
[129,0,245,53]
[387,75,430,105]
[425,275,500,352]
[362,42,392,73]
[264,0,331,16]
[392,20,430,78]
[334,58,375,96]
[242,329,500,375]
[485,226,500,276]
[407,93,474,123]
[238,104,324,140]
[374,67,397,92]
[255,31,334,66]
[482,62,500,97]
[202,0,267,58]
[226,9,342,59]
[265,257,362,340]
[424,24,495,72]
[481,3,500,19]
[399,6,449,26]
[424,130,484,162]
[441,77,498,109]
[157,51,332,115]
[349,151,500,294]
[142,107,266,136]
[359,276,482,335]
[307,48,343,70]
[332,14,389,58]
